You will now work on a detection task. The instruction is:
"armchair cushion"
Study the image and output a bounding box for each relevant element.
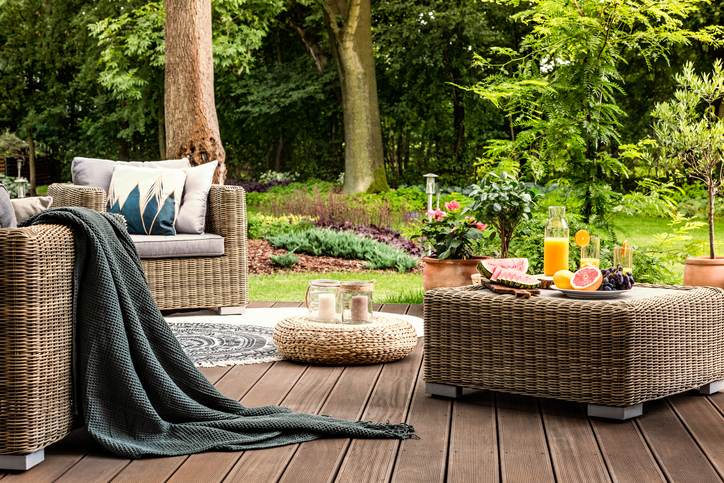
[72,156,190,192]
[11,196,53,224]
[130,233,224,259]
[0,184,16,228]
[176,160,218,234]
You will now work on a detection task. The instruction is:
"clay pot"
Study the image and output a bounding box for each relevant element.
[683,256,724,288]
[422,256,488,291]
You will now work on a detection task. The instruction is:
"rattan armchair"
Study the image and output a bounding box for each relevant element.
[48,183,249,313]
[0,225,75,469]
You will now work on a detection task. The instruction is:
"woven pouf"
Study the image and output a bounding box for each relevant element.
[273,316,418,365]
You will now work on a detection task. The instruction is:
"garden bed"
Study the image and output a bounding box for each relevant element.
[248,239,368,274]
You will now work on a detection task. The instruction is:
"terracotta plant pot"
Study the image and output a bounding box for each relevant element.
[422,256,488,291]
[683,256,724,288]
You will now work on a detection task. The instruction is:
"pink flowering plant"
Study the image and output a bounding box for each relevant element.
[415,200,487,259]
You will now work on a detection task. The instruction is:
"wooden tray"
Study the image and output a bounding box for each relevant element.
[484,281,540,299]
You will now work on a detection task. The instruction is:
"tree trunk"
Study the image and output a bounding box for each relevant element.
[324,0,387,193]
[158,101,166,159]
[164,0,225,183]
[708,182,716,259]
[26,132,36,196]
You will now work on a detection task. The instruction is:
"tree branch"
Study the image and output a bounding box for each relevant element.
[320,1,342,41]
[287,19,327,73]
[343,0,362,40]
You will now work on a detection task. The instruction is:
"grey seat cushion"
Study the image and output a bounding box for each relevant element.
[130,233,225,259]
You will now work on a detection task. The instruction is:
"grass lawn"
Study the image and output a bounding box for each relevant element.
[250,271,424,304]
[612,214,724,281]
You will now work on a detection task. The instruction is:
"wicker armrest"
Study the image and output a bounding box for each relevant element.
[48,183,107,212]
[206,184,247,241]
[0,225,75,454]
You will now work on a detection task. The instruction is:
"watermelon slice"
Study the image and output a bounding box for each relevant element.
[478,258,529,278]
[491,268,541,289]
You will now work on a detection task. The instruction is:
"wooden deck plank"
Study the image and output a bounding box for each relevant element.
[334,341,424,483]
[223,365,345,482]
[167,361,307,483]
[447,392,499,483]
[496,394,555,483]
[541,401,610,483]
[278,364,384,483]
[591,419,665,483]
[709,391,724,416]
[2,430,92,483]
[668,395,724,479]
[112,363,269,483]
[637,400,721,483]
[390,361,451,483]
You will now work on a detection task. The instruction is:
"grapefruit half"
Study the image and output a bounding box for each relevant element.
[570,266,603,291]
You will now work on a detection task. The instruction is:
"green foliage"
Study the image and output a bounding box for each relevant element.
[416,201,486,260]
[269,251,299,268]
[467,0,723,222]
[267,228,419,272]
[378,288,425,305]
[247,213,316,239]
[468,173,538,257]
[0,174,21,198]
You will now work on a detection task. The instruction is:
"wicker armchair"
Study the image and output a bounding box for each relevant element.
[0,225,75,469]
[48,183,249,313]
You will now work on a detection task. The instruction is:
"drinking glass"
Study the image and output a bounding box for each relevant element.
[613,245,634,274]
[580,236,600,268]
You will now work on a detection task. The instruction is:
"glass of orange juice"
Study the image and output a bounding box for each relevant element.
[580,235,600,268]
[544,206,569,275]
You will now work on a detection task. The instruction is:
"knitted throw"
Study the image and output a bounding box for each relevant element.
[25,208,415,458]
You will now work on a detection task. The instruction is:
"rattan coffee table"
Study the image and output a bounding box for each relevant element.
[273,315,417,365]
[424,284,724,420]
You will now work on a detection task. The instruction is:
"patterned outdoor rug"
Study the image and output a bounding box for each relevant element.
[167,321,281,367]
[165,307,424,367]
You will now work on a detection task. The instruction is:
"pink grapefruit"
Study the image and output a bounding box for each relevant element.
[570,266,603,291]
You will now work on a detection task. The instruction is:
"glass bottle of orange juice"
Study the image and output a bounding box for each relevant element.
[544,206,569,275]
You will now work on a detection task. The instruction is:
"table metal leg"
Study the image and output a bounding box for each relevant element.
[426,382,462,399]
[0,449,45,471]
[698,380,724,395]
[587,403,643,420]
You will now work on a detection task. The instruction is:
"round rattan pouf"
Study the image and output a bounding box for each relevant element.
[273,316,418,365]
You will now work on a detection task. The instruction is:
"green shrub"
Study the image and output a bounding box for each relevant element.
[267,228,419,272]
[247,213,316,239]
[269,252,299,268]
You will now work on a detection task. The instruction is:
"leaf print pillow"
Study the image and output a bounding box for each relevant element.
[107,165,187,235]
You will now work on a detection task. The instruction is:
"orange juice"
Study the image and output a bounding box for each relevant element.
[544,237,569,275]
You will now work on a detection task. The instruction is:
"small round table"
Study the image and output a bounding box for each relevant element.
[273,315,418,365]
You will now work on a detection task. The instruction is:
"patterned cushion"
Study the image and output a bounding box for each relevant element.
[108,166,186,236]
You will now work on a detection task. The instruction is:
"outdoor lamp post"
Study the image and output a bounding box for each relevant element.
[424,173,438,215]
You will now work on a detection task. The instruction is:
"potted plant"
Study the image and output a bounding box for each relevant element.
[467,172,537,258]
[649,62,724,287]
[417,200,488,290]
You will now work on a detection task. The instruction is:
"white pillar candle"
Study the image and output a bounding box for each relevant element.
[350,295,370,322]
[317,293,336,321]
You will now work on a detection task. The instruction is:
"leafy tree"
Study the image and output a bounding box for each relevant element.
[467,0,723,223]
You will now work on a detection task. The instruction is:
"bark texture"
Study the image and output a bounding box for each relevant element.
[324,0,388,193]
[164,0,225,183]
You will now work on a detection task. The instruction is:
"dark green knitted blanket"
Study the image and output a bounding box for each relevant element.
[25,208,415,458]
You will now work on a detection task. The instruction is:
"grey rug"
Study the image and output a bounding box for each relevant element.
[168,321,282,367]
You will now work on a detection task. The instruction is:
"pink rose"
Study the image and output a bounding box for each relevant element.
[445,200,461,211]
[427,209,446,221]
[475,222,487,231]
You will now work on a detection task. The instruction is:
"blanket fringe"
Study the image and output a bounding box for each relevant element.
[358,421,418,440]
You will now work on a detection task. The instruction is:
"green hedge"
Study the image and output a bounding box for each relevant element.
[247,213,316,239]
[267,228,419,272]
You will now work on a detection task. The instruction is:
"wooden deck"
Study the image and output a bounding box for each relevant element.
[2,302,723,483]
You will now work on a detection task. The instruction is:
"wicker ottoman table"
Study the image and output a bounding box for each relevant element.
[424,285,724,420]
[273,316,417,365]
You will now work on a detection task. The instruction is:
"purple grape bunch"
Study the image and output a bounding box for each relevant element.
[600,265,635,291]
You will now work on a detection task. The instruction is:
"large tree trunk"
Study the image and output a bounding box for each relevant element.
[324,0,388,193]
[164,0,225,183]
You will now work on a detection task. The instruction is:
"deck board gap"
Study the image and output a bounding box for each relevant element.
[587,414,614,483]
[666,398,724,480]
[537,399,559,483]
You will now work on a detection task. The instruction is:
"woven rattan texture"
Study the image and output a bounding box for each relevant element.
[48,183,249,311]
[0,225,75,454]
[274,316,418,365]
[424,285,724,407]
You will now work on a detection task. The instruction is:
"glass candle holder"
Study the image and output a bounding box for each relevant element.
[306,279,341,322]
[339,281,374,324]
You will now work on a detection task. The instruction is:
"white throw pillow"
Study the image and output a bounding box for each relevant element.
[71,157,190,192]
[176,161,218,234]
[107,166,187,236]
